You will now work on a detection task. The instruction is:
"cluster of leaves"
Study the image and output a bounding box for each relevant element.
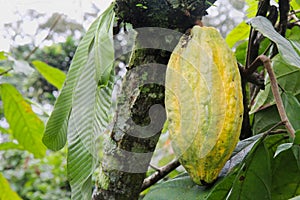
[0,149,70,200]
[145,133,300,199]
[143,0,300,199]
[0,38,74,198]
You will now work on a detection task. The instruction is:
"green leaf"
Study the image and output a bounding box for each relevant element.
[0,126,11,134]
[287,27,300,42]
[143,174,211,200]
[292,145,300,169]
[0,142,24,150]
[206,170,239,199]
[249,16,300,67]
[235,41,248,66]
[282,92,300,130]
[43,10,102,151]
[291,41,300,55]
[291,0,300,10]
[245,0,258,18]
[294,130,300,145]
[95,3,115,86]
[32,60,66,90]
[264,134,290,157]
[274,143,293,158]
[253,105,283,134]
[0,51,8,61]
[226,22,250,48]
[145,134,266,200]
[0,173,22,200]
[0,83,46,158]
[67,58,114,200]
[271,148,300,199]
[66,4,115,200]
[228,142,272,200]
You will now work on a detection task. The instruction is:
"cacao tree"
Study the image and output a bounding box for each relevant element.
[43,0,300,199]
[1,0,300,199]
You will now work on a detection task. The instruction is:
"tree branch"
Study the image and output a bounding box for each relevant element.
[141,160,180,191]
[24,14,62,61]
[0,67,13,76]
[255,55,295,138]
[278,0,290,36]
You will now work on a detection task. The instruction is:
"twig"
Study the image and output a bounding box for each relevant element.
[239,64,265,89]
[289,10,300,27]
[0,67,13,76]
[262,121,285,138]
[24,14,62,61]
[141,159,180,191]
[269,129,287,135]
[257,55,295,138]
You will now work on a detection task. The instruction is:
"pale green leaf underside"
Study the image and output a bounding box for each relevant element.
[250,16,300,67]
[95,4,115,86]
[67,60,114,199]
[32,60,66,90]
[0,83,46,158]
[42,13,102,151]
[66,4,115,200]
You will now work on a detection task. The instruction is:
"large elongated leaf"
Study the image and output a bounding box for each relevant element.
[42,12,102,151]
[66,4,115,200]
[32,60,66,90]
[67,54,114,200]
[0,83,46,158]
[0,173,22,200]
[249,16,300,67]
[95,4,115,86]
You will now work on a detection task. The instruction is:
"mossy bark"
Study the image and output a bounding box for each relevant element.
[93,47,169,200]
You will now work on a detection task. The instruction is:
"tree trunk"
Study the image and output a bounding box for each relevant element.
[92,35,171,200]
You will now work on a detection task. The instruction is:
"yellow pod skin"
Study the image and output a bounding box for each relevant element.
[165,26,243,185]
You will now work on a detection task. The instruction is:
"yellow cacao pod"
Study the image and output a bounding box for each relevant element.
[165,26,243,185]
